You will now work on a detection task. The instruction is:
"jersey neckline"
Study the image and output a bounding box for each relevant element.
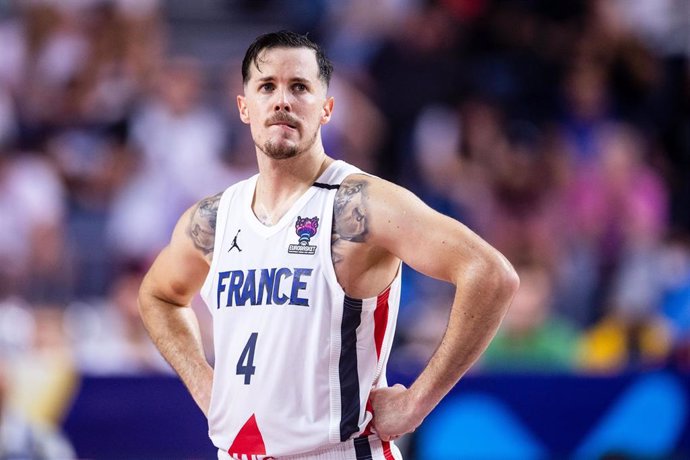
[242,160,343,238]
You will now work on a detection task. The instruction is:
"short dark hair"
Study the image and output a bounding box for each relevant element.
[242,30,333,87]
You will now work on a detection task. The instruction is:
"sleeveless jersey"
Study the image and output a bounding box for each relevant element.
[200,160,402,458]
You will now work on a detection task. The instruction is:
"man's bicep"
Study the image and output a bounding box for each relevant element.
[367,179,496,284]
[143,246,209,307]
[142,203,216,307]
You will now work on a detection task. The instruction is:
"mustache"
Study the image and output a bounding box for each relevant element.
[267,112,300,128]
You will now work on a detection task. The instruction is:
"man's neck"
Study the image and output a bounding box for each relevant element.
[253,148,333,225]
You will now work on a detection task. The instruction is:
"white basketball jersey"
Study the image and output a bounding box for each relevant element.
[200,160,402,458]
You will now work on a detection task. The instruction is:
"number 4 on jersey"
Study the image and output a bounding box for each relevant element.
[236,332,258,384]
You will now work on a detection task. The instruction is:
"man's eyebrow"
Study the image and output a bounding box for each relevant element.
[256,76,312,84]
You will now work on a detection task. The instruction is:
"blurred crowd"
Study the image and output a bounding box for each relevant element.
[0,0,689,451]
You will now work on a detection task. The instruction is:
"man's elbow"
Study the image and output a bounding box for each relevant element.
[137,275,156,319]
[495,251,520,299]
[474,250,520,305]
[495,254,519,299]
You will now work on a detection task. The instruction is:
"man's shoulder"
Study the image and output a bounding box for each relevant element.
[186,192,224,258]
[335,173,399,209]
[183,175,255,259]
[332,172,421,249]
[333,175,374,236]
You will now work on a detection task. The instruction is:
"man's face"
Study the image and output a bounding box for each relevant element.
[237,47,333,160]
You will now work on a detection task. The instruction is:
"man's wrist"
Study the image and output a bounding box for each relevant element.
[406,383,435,425]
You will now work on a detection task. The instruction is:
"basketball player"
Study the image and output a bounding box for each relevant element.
[138,31,519,459]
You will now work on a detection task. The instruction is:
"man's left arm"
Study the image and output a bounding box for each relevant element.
[362,176,520,441]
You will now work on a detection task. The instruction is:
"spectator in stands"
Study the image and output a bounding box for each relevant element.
[8,305,78,429]
[576,123,672,371]
[0,0,685,384]
[659,232,690,369]
[0,354,76,459]
[482,261,580,372]
[108,57,247,263]
[66,264,173,374]
[0,148,67,302]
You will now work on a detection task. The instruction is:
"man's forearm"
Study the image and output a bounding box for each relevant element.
[370,256,518,441]
[409,256,519,420]
[139,294,214,416]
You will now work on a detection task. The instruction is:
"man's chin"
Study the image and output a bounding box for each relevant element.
[261,142,300,160]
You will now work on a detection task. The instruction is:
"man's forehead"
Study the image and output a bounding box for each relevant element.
[250,47,320,81]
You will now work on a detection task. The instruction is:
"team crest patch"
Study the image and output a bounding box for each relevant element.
[288,216,319,255]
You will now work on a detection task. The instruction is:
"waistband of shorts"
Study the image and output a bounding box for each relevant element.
[218,435,400,460]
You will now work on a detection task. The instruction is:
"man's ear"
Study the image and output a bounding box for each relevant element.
[237,95,250,124]
[321,96,334,125]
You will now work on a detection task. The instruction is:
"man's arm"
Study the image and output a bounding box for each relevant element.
[340,175,520,441]
[138,193,221,416]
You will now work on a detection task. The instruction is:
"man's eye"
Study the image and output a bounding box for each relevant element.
[260,83,274,91]
[293,83,307,92]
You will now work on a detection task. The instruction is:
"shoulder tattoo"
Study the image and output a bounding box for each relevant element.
[332,178,369,265]
[187,192,222,257]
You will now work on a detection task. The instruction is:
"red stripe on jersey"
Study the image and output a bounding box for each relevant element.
[373,287,391,359]
[360,399,375,436]
[382,440,395,460]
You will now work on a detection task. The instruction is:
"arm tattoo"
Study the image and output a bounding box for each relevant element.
[187,192,222,257]
[332,178,369,265]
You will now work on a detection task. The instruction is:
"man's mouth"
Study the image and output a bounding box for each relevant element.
[271,122,296,129]
[268,116,299,130]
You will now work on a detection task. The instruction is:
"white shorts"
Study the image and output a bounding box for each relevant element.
[217,436,403,460]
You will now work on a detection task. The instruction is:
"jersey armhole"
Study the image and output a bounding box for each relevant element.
[319,186,343,294]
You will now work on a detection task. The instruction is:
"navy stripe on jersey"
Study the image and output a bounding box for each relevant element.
[313,182,340,190]
[339,296,363,441]
[354,436,373,459]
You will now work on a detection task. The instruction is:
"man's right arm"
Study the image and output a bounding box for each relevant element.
[138,192,222,417]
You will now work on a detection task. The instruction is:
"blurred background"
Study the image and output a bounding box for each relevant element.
[0,0,688,458]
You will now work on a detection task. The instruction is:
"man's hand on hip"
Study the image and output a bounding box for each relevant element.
[369,384,424,442]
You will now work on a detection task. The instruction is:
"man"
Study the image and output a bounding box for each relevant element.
[139,31,519,459]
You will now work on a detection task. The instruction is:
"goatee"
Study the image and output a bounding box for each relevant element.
[258,125,320,160]
[261,141,299,160]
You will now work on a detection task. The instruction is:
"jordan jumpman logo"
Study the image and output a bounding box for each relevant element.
[229,229,242,252]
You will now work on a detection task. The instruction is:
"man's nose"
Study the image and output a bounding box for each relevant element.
[273,89,291,112]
